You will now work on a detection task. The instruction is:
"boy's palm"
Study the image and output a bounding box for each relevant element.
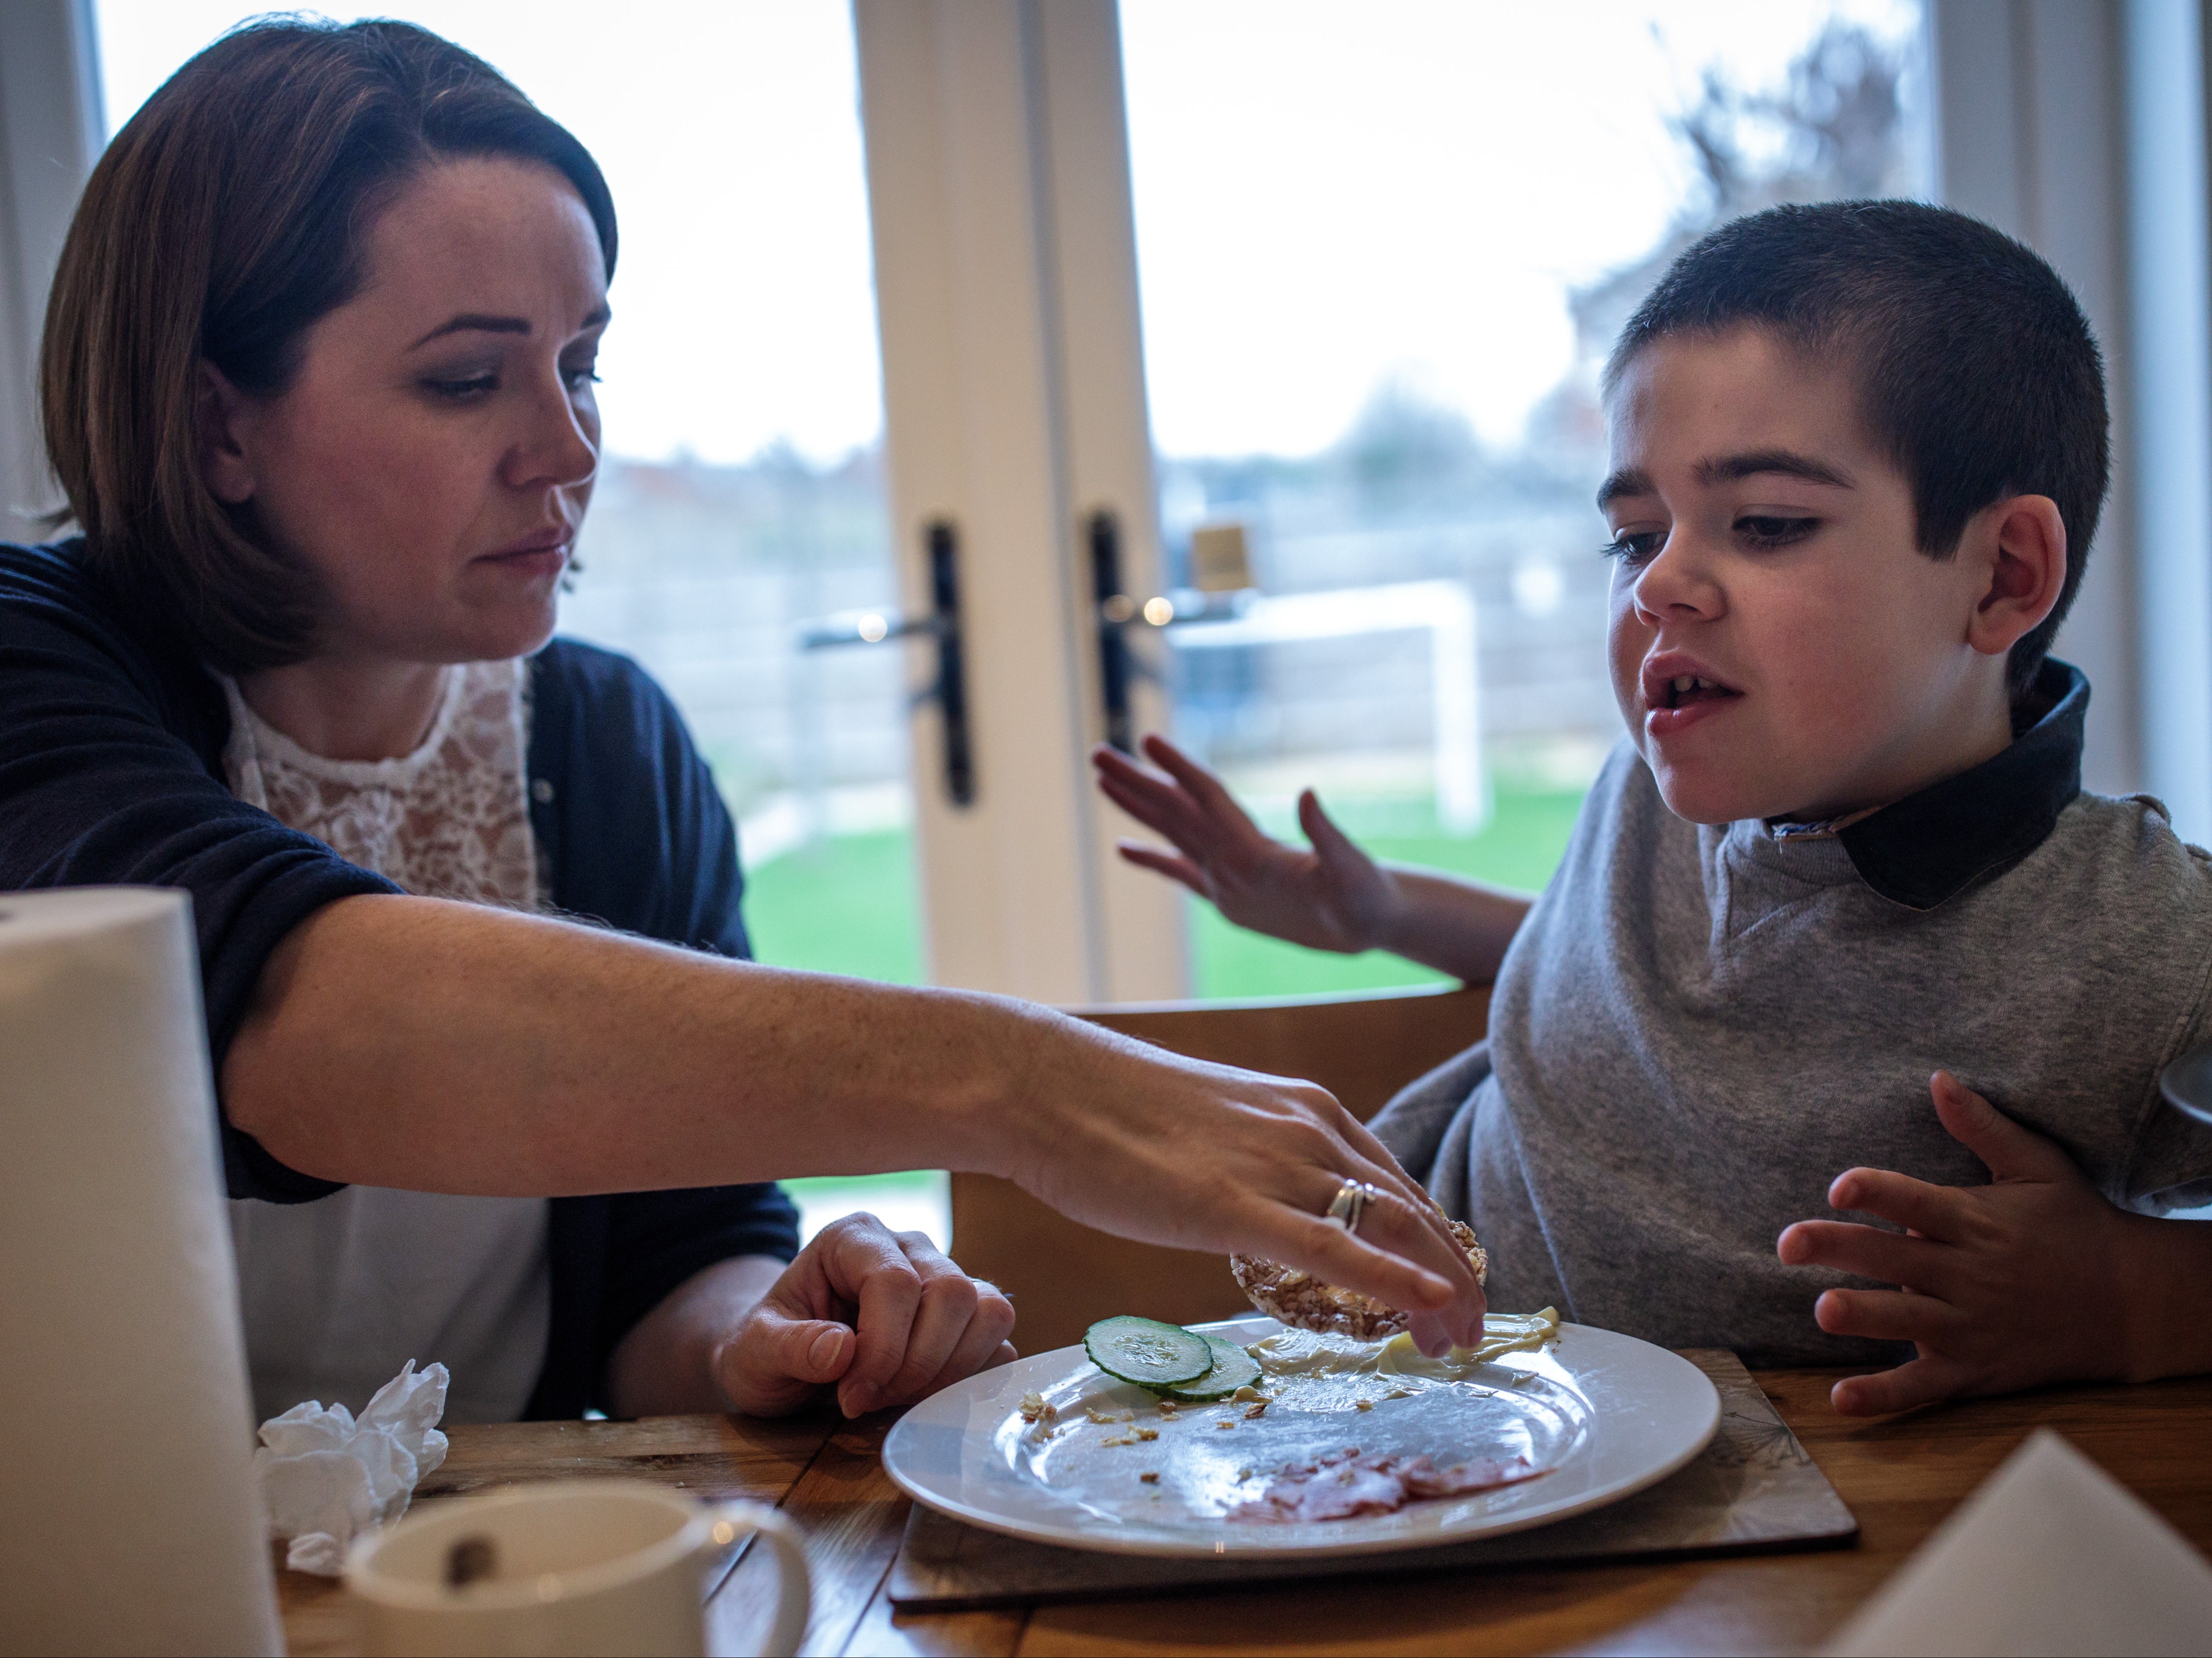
[1092,735,1398,954]
[1777,1071,2128,1415]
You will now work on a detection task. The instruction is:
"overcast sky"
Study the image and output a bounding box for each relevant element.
[95,0,1921,467]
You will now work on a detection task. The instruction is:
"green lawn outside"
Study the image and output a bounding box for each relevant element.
[741,782,1586,996]
[743,829,925,984]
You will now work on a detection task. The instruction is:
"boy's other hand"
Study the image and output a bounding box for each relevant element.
[1775,1071,2132,1415]
[1092,734,1401,954]
[713,1213,1016,1419]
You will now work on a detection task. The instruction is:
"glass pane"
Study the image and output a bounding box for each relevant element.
[94,1,940,1241]
[1120,0,1931,997]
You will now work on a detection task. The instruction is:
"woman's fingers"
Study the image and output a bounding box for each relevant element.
[793,1216,1016,1415]
[805,1216,926,1417]
[1140,734,1264,832]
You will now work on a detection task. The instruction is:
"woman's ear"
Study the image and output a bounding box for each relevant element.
[1966,494,2067,658]
[196,362,258,505]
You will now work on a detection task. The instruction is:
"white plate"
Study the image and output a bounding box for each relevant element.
[881,1314,1721,1559]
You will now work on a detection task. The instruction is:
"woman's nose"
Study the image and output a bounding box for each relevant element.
[506,379,598,491]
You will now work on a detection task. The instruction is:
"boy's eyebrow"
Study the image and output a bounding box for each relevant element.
[1596,467,1655,510]
[1694,449,1856,490]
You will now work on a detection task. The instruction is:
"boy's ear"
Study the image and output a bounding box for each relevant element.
[196,361,259,506]
[1965,494,2067,659]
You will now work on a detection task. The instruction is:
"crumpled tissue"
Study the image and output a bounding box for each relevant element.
[254,1360,450,1575]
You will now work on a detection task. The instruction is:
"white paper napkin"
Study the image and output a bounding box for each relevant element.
[254,1360,451,1575]
[1824,1427,2212,1657]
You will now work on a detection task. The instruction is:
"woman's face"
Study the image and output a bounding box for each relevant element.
[202,156,607,665]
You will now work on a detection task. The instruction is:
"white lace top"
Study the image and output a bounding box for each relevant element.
[220,659,552,1425]
[220,658,542,910]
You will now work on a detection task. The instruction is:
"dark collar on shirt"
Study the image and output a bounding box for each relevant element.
[1828,658,2088,911]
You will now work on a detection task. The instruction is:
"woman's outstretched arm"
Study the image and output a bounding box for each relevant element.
[224,892,1490,1351]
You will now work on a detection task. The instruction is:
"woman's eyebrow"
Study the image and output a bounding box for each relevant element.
[1694,449,1855,489]
[408,302,610,350]
[410,313,531,348]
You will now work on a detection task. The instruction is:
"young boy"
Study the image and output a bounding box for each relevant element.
[1094,201,2212,1413]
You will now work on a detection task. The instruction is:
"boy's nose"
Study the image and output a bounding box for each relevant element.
[1632,537,1723,621]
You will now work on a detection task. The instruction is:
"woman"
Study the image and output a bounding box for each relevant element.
[0,19,1483,1423]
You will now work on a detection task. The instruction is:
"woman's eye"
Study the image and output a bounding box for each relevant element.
[424,374,497,401]
[562,364,603,394]
[1602,531,1664,567]
[1737,514,1819,548]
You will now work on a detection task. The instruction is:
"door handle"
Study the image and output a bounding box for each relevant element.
[797,517,975,808]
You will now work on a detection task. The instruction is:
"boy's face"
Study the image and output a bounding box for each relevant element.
[1602,326,2007,825]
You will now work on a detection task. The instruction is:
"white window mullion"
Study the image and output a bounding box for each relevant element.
[0,0,102,545]
[853,0,1186,1002]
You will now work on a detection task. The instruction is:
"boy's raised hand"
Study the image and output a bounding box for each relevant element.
[1776,1071,2209,1415]
[1092,734,1400,953]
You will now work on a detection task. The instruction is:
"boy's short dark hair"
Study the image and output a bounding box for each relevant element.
[1606,200,2109,699]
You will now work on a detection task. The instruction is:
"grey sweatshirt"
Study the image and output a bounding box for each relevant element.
[1373,666,2212,1366]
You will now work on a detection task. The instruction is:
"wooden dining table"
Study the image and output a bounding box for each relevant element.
[277,1366,2212,1657]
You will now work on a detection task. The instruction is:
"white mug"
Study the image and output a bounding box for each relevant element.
[344,1478,810,1658]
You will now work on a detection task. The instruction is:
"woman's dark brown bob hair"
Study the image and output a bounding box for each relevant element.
[40,17,616,673]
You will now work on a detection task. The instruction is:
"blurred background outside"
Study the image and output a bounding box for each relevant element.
[95,0,1929,1241]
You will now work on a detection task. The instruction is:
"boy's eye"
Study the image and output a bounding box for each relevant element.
[1602,531,1665,567]
[1736,514,1819,548]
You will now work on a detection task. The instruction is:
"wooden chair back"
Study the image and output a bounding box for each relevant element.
[949,982,1490,1354]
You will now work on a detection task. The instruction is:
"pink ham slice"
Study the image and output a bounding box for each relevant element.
[1229,1447,1545,1523]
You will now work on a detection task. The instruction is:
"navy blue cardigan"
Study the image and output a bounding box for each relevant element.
[0,539,798,1417]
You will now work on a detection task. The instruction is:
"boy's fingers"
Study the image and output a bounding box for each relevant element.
[1096,769,1215,853]
[1812,1285,1958,1347]
[1298,790,1370,871]
[1830,1354,1971,1416]
[1822,1166,1973,1243]
[1930,1071,2075,1183]
[1142,733,1256,826]
[1114,842,1211,896]
[1779,1219,1953,1293]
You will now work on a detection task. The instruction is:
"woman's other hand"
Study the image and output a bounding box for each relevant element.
[606,1216,1015,1421]
[1093,735,1400,954]
[716,1215,1016,1418]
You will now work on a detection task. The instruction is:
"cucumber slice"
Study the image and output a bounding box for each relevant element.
[1083,1315,1212,1386]
[1152,1334,1263,1402]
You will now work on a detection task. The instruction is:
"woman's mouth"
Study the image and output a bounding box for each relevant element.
[480,533,572,579]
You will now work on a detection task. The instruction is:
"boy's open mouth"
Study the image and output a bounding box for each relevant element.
[1659,674,1736,710]
[1640,657,1744,726]
[1637,654,1734,734]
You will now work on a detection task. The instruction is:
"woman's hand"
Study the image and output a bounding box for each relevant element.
[1093,735,1402,954]
[716,1215,1017,1418]
[999,1012,1489,1355]
[606,1217,1015,1421]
